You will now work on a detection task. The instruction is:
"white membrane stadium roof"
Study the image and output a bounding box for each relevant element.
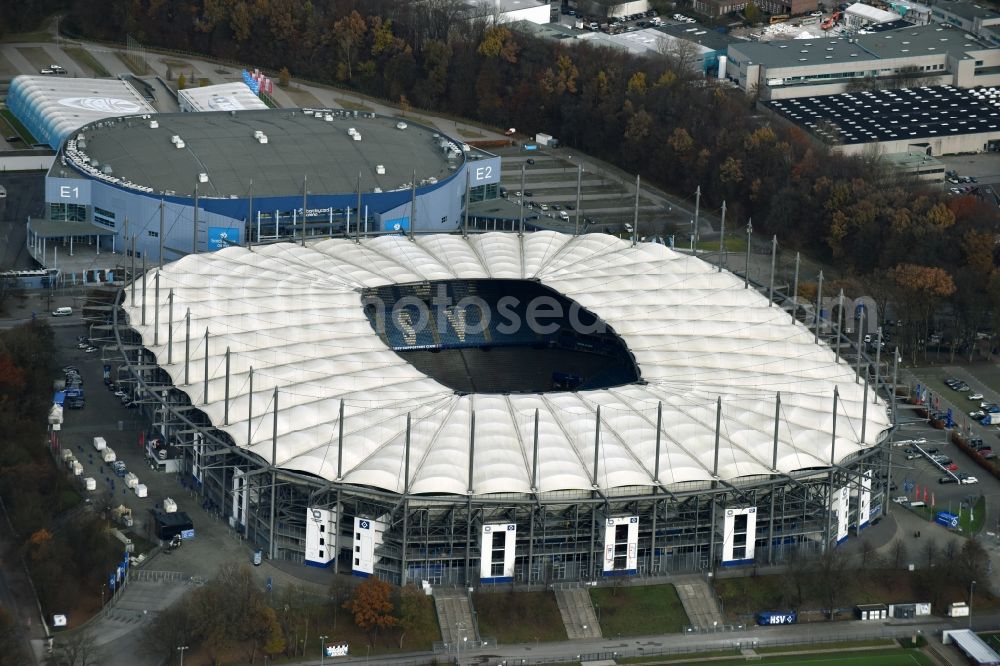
[122,233,890,496]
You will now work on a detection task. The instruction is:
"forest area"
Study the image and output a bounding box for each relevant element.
[54,0,1000,346]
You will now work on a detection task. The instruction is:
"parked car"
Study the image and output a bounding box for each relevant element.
[961,476,979,484]
[944,463,959,471]
[970,410,986,419]
[526,158,535,165]
[925,447,939,454]
[939,476,958,484]
[969,393,984,401]
[892,496,909,504]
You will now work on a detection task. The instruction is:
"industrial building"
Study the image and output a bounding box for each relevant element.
[764,84,1000,155]
[727,22,1000,99]
[107,232,892,584]
[31,108,501,266]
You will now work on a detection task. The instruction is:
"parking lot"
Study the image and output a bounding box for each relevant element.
[495,146,682,238]
[47,308,262,583]
[887,367,1000,531]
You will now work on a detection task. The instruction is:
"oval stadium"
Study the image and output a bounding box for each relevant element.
[111,232,891,584]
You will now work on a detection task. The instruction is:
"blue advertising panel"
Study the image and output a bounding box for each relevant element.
[469,157,501,186]
[181,529,196,539]
[757,611,797,625]
[207,227,240,250]
[383,216,410,233]
[45,177,92,204]
[935,512,959,528]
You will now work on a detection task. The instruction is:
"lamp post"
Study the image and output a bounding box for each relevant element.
[319,635,328,666]
[969,580,976,629]
[177,645,189,666]
[744,219,753,289]
[101,583,106,608]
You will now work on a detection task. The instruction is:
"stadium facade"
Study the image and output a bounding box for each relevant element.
[38,107,500,265]
[109,232,893,586]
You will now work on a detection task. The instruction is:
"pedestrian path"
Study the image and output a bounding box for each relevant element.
[555,587,602,639]
[673,574,724,630]
[433,587,477,647]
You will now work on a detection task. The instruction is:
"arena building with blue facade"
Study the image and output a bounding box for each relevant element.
[37,107,501,264]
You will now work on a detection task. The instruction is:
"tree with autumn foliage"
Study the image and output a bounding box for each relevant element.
[343,577,398,647]
[888,263,957,362]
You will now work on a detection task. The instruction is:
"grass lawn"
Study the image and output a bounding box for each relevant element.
[696,235,748,253]
[64,47,110,77]
[335,97,375,112]
[755,640,895,654]
[116,51,148,75]
[590,584,689,637]
[473,590,566,643]
[693,650,933,666]
[0,51,18,77]
[905,495,985,534]
[981,632,1000,653]
[620,648,740,663]
[284,87,324,108]
[0,29,52,43]
[0,109,38,144]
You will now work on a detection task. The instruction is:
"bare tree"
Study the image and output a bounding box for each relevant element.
[813,550,850,620]
[657,35,704,81]
[45,629,103,666]
[890,539,908,569]
[922,539,938,569]
[468,0,505,38]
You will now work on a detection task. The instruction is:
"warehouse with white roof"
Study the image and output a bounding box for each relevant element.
[177,82,268,113]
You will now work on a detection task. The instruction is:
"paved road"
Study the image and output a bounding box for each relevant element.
[0,172,46,272]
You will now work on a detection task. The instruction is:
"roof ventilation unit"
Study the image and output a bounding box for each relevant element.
[198,173,209,183]
[353,133,362,141]
[102,164,113,175]
[176,140,185,149]
[253,130,265,140]
[376,165,386,175]
[325,113,334,121]
[149,120,159,129]
[257,134,268,144]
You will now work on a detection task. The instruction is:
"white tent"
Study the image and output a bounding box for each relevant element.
[123,232,890,496]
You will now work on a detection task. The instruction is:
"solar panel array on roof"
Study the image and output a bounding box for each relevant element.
[765,85,1000,144]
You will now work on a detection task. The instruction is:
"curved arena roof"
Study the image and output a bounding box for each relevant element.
[73,109,453,197]
[8,76,156,149]
[122,232,890,496]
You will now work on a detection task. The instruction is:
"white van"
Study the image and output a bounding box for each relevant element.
[558,210,569,221]
[52,307,73,317]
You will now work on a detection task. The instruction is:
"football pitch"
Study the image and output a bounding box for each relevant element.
[703,650,934,666]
